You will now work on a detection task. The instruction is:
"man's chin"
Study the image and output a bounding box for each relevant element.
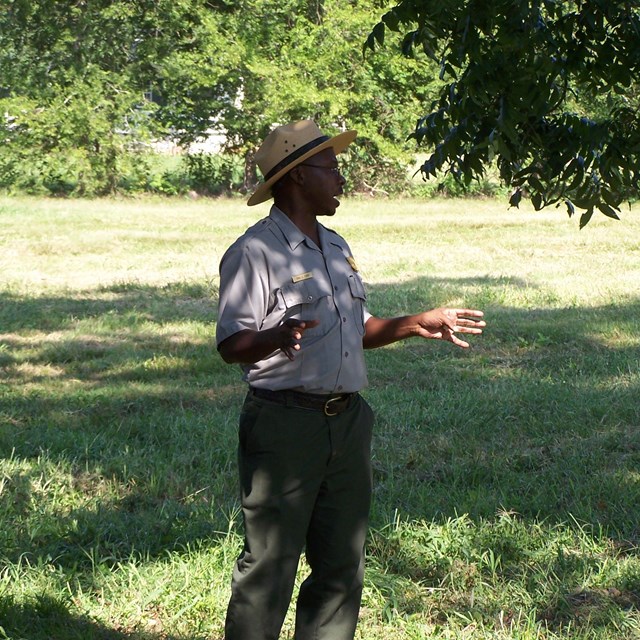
[317,198,340,216]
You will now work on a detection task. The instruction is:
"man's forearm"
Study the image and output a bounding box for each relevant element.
[217,328,279,364]
[218,318,319,364]
[363,315,418,349]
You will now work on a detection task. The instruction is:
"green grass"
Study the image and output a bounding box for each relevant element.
[1,195,639,639]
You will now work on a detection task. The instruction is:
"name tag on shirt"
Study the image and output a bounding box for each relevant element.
[292,271,313,283]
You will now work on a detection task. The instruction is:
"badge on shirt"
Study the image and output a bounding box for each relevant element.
[346,256,359,272]
[292,271,313,283]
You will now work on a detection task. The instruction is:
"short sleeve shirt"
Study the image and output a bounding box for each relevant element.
[216,206,370,394]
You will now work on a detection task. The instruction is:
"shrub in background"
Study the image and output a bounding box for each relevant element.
[0,72,153,197]
[182,153,244,196]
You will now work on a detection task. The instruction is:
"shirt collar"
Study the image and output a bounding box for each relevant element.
[269,205,325,251]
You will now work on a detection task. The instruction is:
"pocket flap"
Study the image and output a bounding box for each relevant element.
[347,274,366,301]
[280,278,331,308]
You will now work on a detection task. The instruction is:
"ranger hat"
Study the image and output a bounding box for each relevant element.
[247,120,356,206]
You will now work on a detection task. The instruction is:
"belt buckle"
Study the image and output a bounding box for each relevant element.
[324,396,342,417]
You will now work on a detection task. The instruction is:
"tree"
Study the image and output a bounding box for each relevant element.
[1,0,442,196]
[203,0,442,195]
[365,0,640,226]
[0,0,231,194]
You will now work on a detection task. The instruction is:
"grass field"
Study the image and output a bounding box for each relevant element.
[1,194,639,639]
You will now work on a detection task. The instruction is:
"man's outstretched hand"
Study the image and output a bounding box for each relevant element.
[414,308,485,348]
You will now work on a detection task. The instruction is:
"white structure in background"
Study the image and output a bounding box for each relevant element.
[187,129,226,154]
[145,83,240,156]
[149,128,226,155]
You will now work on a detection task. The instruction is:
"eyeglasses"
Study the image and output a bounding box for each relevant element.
[299,163,343,176]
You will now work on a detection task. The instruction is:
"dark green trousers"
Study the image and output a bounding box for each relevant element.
[224,391,374,640]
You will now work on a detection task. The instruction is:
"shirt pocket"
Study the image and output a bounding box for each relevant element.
[278,277,335,338]
[347,274,367,336]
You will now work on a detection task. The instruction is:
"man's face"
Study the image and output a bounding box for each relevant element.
[297,148,346,216]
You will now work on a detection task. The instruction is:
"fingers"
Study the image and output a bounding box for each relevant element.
[444,309,486,334]
[454,320,485,334]
[450,308,485,318]
[416,307,485,348]
[283,318,320,331]
[286,319,319,344]
[280,318,319,359]
[449,333,471,348]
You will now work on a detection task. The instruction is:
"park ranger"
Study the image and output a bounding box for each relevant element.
[216,119,485,640]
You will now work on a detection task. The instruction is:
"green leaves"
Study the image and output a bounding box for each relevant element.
[213,0,441,194]
[1,0,445,196]
[0,0,242,194]
[367,0,640,225]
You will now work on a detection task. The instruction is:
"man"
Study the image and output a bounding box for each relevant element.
[216,120,485,640]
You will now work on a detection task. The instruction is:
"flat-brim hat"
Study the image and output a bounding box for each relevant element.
[247,120,357,206]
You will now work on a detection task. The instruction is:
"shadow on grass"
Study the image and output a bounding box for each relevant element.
[0,281,218,333]
[2,276,640,532]
[364,277,640,525]
[0,594,210,640]
[1,276,639,635]
[362,277,640,633]
[0,282,243,573]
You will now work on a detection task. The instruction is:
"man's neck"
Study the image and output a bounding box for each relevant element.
[275,201,321,247]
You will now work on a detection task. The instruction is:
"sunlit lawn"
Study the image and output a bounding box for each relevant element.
[1,195,639,639]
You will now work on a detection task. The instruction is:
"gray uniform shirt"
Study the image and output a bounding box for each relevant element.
[216,206,371,394]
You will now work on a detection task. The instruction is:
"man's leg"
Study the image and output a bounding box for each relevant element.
[294,395,375,640]
[224,394,332,640]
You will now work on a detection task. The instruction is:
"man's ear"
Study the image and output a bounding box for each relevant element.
[288,165,305,186]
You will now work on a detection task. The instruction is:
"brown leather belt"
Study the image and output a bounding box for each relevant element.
[249,387,355,416]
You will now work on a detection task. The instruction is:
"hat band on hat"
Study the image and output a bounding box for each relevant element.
[263,135,330,182]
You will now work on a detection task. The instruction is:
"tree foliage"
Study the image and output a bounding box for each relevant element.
[1,0,441,196]
[366,0,640,225]
[0,0,242,194]
[7,0,637,212]
[189,0,441,194]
